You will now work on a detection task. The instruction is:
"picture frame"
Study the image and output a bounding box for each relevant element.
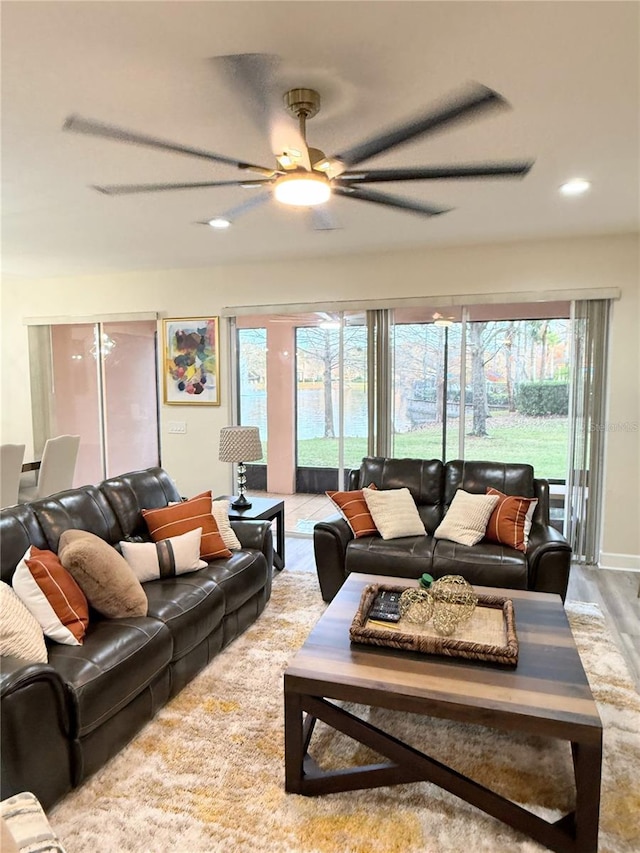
[162,317,220,405]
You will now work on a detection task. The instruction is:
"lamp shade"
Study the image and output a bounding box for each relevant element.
[218,426,263,463]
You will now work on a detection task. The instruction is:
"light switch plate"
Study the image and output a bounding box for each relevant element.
[168,421,187,434]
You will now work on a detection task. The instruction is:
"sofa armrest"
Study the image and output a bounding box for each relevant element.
[313,515,354,602]
[230,520,273,568]
[1,656,73,809]
[526,522,572,601]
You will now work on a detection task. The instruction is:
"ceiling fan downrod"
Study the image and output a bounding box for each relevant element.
[284,87,321,144]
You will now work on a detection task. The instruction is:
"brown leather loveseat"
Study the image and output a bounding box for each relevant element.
[314,457,571,603]
[0,467,273,810]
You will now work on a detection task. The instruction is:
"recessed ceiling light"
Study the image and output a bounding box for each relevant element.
[559,179,591,197]
[208,217,231,229]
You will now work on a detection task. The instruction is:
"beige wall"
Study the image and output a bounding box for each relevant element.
[2,232,638,565]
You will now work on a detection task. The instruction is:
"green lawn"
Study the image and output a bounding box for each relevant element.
[297,412,568,480]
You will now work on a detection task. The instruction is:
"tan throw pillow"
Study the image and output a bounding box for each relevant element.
[211,499,242,550]
[142,491,231,561]
[362,487,425,540]
[326,484,378,538]
[485,487,538,552]
[120,527,208,582]
[58,529,148,618]
[13,546,89,645]
[0,581,48,664]
[434,489,500,547]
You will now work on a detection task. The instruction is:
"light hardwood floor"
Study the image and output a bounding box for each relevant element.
[266,491,640,694]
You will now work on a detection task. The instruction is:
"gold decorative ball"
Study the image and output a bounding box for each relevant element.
[430,575,477,636]
[399,588,434,624]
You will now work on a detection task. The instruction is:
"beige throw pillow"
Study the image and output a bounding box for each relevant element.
[59,529,148,618]
[362,487,425,540]
[0,581,48,664]
[211,500,242,550]
[434,489,500,547]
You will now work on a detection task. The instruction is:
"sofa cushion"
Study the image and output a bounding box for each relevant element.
[0,581,48,663]
[48,616,172,737]
[200,550,269,615]
[431,538,528,589]
[362,487,425,539]
[142,492,231,561]
[0,504,49,585]
[444,460,535,506]
[13,546,89,645]
[485,487,538,552]
[100,467,182,540]
[326,485,378,538]
[120,527,207,582]
[31,487,122,553]
[58,530,147,618]
[346,534,435,578]
[433,489,499,546]
[355,457,445,533]
[143,572,225,662]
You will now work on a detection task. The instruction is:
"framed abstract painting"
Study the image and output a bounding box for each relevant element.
[162,317,220,405]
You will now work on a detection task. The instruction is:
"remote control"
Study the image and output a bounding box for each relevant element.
[368,590,401,622]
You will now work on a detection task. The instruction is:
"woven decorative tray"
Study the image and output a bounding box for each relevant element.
[349,583,519,666]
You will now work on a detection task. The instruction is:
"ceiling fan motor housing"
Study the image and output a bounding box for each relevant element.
[284,88,321,119]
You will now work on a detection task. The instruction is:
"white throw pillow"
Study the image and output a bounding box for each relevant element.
[0,581,48,663]
[362,487,425,540]
[120,527,207,583]
[434,489,500,546]
[211,499,242,550]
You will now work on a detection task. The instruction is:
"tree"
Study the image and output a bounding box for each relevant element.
[296,325,366,438]
[468,322,489,436]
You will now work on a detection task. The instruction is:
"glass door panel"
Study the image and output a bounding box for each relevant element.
[50,324,102,486]
[102,321,159,477]
[390,307,461,461]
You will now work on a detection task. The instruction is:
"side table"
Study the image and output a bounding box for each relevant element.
[216,495,285,570]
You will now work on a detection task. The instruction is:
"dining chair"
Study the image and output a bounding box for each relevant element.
[0,443,26,508]
[18,435,80,503]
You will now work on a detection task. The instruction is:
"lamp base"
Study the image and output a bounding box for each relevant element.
[231,494,252,510]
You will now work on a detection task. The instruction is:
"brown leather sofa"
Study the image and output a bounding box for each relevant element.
[314,458,571,603]
[0,467,273,810]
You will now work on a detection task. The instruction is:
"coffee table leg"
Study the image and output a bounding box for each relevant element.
[573,737,602,853]
[284,690,304,793]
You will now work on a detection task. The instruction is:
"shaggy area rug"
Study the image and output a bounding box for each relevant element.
[50,572,640,853]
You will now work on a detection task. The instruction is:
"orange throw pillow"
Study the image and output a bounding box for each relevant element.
[13,545,89,645]
[142,491,231,561]
[326,484,378,538]
[484,487,538,552]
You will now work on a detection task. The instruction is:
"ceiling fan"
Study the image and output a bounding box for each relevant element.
[62,54,533,230]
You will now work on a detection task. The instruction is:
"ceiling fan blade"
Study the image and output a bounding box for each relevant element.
[63,115,275,175]
[211,54,311,171]
[338,161,534,184]
[309,206,342,231]
[92,180,273,195]
[333,186,450,216]
[331,84,508,168]
[200,191,272,225]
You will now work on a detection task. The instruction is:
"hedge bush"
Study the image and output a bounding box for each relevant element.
[516,382,569,416]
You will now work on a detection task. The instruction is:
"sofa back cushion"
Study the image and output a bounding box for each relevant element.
[31,486,122,552]
[353,457,444,534]
[444,461,535,507]
[100,467,182,540]
[0,504,49,584]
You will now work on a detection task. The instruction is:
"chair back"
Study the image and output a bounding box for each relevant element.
[36,435,81,498]
[0,443,26,508]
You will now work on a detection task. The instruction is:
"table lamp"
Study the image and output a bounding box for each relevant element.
[218,426,263,509]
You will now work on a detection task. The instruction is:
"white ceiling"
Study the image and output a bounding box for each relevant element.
[1,1,638,279]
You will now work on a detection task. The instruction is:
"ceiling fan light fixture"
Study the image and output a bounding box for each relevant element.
[208,217,231,229]
[274,172,331,207]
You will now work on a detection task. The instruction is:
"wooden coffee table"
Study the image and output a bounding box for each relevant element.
[284,572,602,853]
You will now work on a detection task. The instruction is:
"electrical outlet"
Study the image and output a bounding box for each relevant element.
[168,421,187,434]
